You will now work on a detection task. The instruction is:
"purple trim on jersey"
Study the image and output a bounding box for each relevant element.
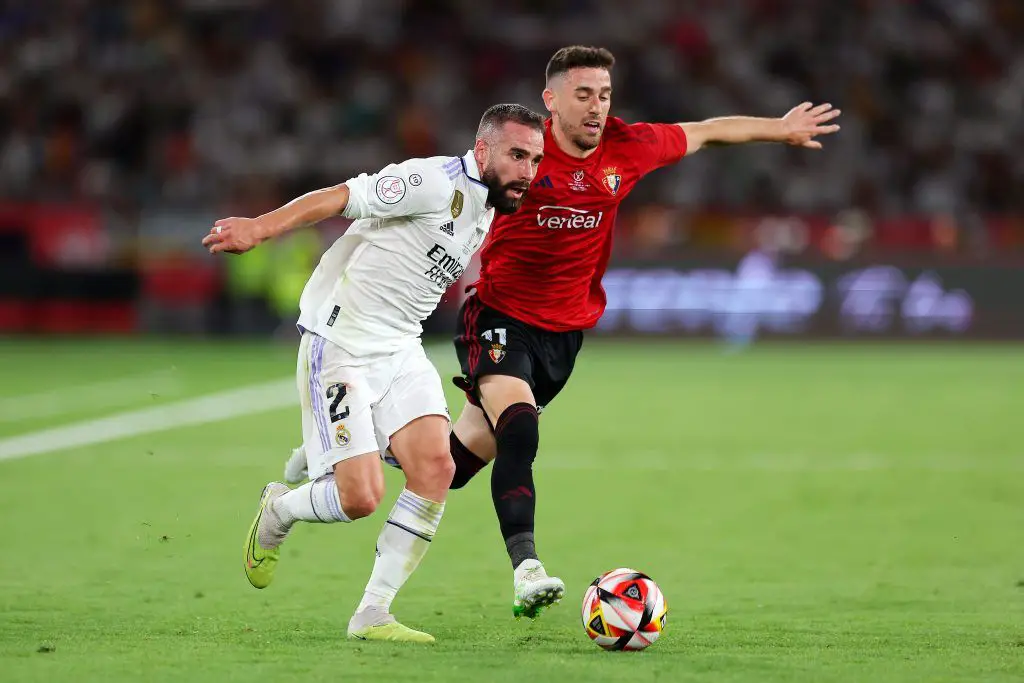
[460,157,488,189]
[316,336,333,453]
[443,157,462,180]
[308,335,331,453]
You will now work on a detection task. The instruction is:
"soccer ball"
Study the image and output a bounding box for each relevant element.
[582,568,667,651]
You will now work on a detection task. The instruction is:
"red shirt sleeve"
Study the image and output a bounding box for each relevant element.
[627,122,688,175]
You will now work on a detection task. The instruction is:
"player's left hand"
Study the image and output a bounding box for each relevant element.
[780,102,841,150]
[202,217,267,255]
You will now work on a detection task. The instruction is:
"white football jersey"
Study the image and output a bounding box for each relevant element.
[297,151,494,356]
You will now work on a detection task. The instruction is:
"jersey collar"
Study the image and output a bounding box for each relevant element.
[460,150,491,203]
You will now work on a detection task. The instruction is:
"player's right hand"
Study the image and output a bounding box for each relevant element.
[202,217,268,255]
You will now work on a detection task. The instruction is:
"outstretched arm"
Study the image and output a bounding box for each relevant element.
[202,184,351,255]
[203,158,451,255]
[679,102,840,155]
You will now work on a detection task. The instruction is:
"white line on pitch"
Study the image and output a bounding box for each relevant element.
[0,378,295,462]
[0,370,183,423]
[0,341,462,462]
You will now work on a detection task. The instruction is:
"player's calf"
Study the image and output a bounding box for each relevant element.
[355,486,445,616]
[491,399,565,619]
[272,474,352,528]
[323,450,384,520]
[270,451,383,527]
[490,402,541,567]
[449,400,496,489]
[354,416,449,620]
[450,432,488,488]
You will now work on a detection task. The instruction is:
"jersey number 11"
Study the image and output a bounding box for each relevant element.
[481,328,507,346]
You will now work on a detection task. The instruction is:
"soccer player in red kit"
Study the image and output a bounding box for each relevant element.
[448,46,841,618]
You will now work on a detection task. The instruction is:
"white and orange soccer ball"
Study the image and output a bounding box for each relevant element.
[582,568,667,651]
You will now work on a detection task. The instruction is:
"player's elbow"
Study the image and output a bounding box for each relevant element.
[678,122,707,155]
[325,183,351,216]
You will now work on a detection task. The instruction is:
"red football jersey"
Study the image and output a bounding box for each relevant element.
[472,117,687,331]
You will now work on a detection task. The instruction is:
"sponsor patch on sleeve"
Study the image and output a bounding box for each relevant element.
[375,176,407,205]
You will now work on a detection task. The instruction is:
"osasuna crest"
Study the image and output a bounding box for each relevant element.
[482,327,507,363]
[602,166,621,195]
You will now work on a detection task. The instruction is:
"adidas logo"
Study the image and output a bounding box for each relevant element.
[439,221,455,236]
[500,485,533,500]
[534,175,554,189]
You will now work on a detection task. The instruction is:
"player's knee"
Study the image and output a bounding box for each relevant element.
[339,480,383,520]
[494,402,539,464]
[433,449,457,489]
[406,443,455,491]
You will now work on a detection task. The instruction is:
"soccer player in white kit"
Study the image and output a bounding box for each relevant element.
[202,104,545,643]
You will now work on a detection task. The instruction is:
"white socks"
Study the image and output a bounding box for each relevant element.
[274,474,351,525]
[271,479,444,616]
[357,489,445,613]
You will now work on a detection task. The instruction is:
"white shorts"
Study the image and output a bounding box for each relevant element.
[297,332,449,480]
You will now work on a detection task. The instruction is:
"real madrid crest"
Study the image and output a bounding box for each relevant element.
[335,423,351,447]
[602,166,621,195]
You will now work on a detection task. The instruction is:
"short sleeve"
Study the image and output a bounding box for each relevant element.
[342,158,453,221]
[628,123,688,175]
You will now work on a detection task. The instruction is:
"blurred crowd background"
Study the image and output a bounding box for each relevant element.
[0,0,1021,338]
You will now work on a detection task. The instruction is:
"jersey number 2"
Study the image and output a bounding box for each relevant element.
[326,383,350,422]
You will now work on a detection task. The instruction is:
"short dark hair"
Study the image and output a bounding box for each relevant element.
[545,46,615,83]
[476,103,545,140]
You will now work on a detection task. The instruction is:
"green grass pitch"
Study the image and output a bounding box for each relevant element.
[0,338,1022,682]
